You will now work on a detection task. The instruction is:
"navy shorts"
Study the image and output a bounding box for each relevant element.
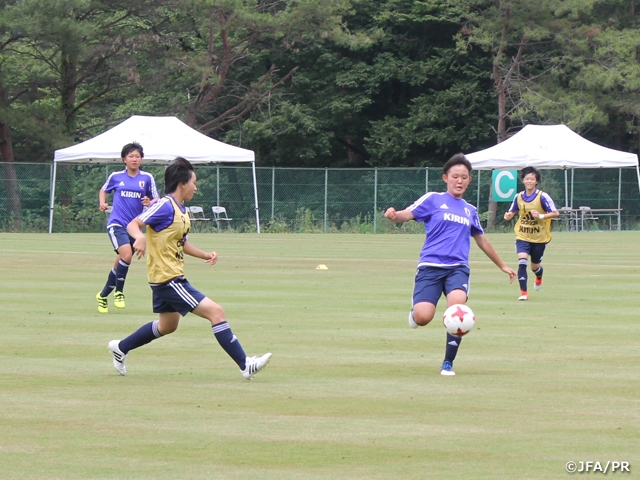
[515,240,546,264]
[412,265,470,306]
[150,276,206,316]
[107,225,134,252]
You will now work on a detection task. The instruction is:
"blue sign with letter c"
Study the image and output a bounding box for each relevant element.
[492,170,517,202]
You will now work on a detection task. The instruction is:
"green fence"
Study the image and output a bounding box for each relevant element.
[1,162,639,233]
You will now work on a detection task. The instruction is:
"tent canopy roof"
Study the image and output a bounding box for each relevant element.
[466,125,638,170]
[54,115,254,164]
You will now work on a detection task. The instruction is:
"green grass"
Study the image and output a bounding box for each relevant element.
[1,232,639,479]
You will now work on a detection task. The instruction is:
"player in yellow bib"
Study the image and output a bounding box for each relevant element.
[107,157,271,380]
[503,167,559,301]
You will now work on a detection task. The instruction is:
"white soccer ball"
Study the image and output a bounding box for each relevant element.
[442,304,476,337]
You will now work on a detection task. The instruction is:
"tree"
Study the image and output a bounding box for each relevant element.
[10,0,167,134]
[0,9,28,228]
[362,0,496,167]
[138,0,355,135]
[456,0,574,226]
[517,0,640,153]
[0,0,172,226]
[237,0,497,168]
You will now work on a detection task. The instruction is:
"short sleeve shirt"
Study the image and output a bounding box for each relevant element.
[408,191,484,267]
[102,170,158,228]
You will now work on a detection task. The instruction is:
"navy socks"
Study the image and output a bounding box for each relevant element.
[212,321,247,370]
[115,260,130,292]
[518,260,528,291]
[100,268,117,297]
[117,320,247,370]
[533,266,543,279]
[119,320,163,354]
[445,333,462,363]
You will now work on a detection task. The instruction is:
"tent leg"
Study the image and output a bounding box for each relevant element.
[252,161,260,233]
[48,162,58,233]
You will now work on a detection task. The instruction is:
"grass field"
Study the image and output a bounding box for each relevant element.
[1,232,639,479]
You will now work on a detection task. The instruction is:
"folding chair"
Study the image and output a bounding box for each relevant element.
[211,206,233,232]
[556,207,576,231]
[187,206,210,232]
[578,206,598,231]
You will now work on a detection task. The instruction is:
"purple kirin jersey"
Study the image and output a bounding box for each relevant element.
[408,191,484,267]
[507,189,558,213]
[102,170,158,228]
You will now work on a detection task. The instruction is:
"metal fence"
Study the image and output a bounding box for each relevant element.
[1,162,639,233]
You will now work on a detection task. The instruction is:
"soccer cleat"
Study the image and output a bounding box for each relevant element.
[108,340,127,376]
[440,360,456,376]
[518,290,529,301]
[408,310,419,329]
[534,277,543,291]
[241,352,272,380]
[113,291,126,309]
[96,293,108,313]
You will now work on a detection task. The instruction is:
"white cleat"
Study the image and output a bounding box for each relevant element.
[408,310,419,329]
[241,353,272,380]
[440,360,456,376]
[108,340,127,376]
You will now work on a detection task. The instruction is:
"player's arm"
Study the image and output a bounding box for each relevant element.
[141,196,155,207]
[184,241,218,266]
[141,186,159,207]
[384,207,415,223]
[530,209,559,220]
[127,217,147,259]
[142,176,160,207]
[473,234,516,283]
[503,196,519,221]
[141,189,159,207]
[99,189,109,212]
[531,193,560,219]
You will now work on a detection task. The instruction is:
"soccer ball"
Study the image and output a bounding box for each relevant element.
[442,304,475,337]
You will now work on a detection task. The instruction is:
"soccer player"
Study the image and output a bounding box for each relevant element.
[107,157,271,380]
[503,166,559,301]
[96,142,158,313]
[384,153,516,376]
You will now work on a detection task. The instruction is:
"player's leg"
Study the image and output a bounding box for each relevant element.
[411,302,437,327]
[96,256,118,313]
[107,314,171,376]
[193,297,247,366]
[107,283,184,376]
[97,227,125,312]
[440,289,467,376]
[113,239,134,309]
[440,267,471,376]
[121,312,174,352]
[530,243,546,291]
[409,266,446,327]
[515,240,531,301]
[192,297,271,379]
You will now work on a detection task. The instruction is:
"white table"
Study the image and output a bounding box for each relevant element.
[555,208,622,231]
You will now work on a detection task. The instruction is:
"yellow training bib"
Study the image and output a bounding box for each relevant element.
[514,191,552,243]
[147,196,191,284]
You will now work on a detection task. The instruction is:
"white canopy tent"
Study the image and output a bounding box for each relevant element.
[465,124,640,206]
[49,115,260,232]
